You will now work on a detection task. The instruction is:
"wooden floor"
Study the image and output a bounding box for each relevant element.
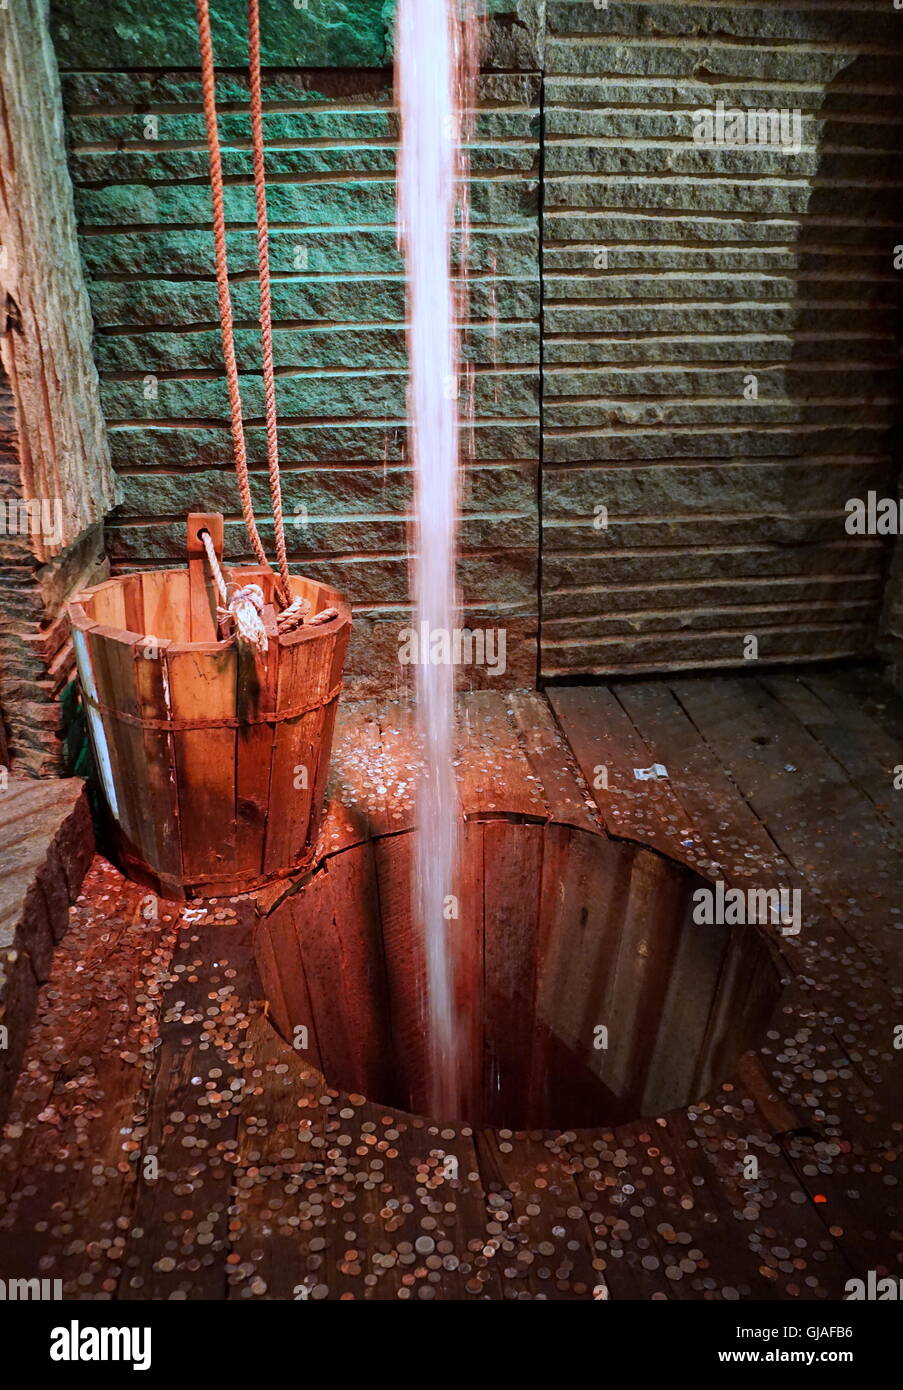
[0,668,901,1300]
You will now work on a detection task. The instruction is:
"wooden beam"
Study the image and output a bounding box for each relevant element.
[0,0,114,562]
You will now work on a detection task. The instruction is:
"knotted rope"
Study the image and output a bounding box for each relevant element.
[199,529,337,654]
[200,528,269,653]
[194,0,292,611]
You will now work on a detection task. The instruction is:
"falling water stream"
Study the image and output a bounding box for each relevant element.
[396,0,477,1118]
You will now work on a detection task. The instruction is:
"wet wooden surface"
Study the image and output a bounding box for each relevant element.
[0,670,901,1300]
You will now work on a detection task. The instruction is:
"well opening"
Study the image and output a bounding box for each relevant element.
[255,820,785,1131]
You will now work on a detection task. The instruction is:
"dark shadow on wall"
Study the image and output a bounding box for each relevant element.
[786,53,903,658]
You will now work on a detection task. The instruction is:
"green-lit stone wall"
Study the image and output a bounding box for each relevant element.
[51,0,542,690]
[50,0,903,685]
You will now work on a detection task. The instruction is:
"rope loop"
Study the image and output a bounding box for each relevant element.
[199,527,337,652]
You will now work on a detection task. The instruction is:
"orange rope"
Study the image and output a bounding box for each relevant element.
[194,0,290,602]
[247,0,292,604]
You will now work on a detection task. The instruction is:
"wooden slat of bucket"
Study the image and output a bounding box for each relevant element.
[85,579,127,630]
[234,641,278,876]
[86,624,154,860]
[121,574,145,636]
[263,630,335,875]
[132,635,183,890]
[165,642,237,887]
[308,615,351,851]
[70,612,122,830]
[142,570,188,645]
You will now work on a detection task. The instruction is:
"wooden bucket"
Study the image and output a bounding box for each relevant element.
[66,516,351,901]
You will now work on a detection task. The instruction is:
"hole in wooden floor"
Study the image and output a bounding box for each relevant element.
[255,822,785,1130]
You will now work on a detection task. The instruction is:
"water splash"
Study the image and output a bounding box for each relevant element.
[395,0,478,1119]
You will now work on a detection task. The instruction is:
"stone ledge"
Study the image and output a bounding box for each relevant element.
[0,777,94,1121]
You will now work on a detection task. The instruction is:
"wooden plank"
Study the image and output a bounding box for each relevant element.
[780,1133,903,1284]
[0,861,174,1299]
[455,820,484,1123]
[227,1010,329,1302]
[672,676,903,970]
[0,0,115,568]
[482,820,543,1128]
[165,642,237,888]
[667,675,903,1142]
[640,893,729,1117]
[527,822,570,1126]
[571,1118,713,1301]
[612,679,791,884]
[142,569,188,645]
[689,921,778,1104]
[548,686,704,868]
[261,902,322,1072]
[131,633,182,889]
[474,1130,601,1300]
[372,831,429,1114]
[119,903,256,1299]
[310,613,353,856]
[89,578,127,630]
[263,632,334,875]
[121,572,146,636]
[366,699,419,835]
[531,826,633,1128]
[820,665,903,746]
[612,677,895,1013]
[508,690,602,833]
[625,677,903,1140]
[658,1105,844,1300]
[86,624,153,862]
[286,871,354,1091]
[457,691,548,821]
[320,840,395,1105]
[600,849,689,1113]
[252,924,293,1043]
[764,671,903,837]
